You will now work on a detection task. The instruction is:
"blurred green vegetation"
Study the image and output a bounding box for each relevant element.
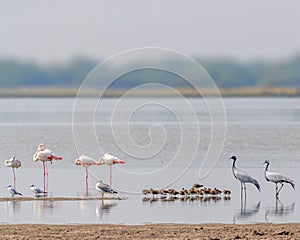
[0,55,300,89]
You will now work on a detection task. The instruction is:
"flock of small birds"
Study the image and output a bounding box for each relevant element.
[142,183,231,202]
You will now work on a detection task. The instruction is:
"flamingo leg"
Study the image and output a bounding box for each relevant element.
[12,168,16,189]
[46,161,49,192]
[86,167,89,193]
[43,162,46,192]
[44,161,48,193]
[110,165,112,188]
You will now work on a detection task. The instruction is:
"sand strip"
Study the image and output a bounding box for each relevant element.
[0,223,299,239]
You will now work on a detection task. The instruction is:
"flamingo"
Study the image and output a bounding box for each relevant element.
[4,155,21,189]
[95,180,118,198]
[230,156,260,195]
[75,155,101,191]
[33,143,62,192]
[7,185,22,197]
[264,160,295,197]
[99,153,125,187]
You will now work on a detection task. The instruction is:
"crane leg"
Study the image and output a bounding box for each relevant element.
[277,183,284,195]
[240,182,244,200]
[243,183,247,198]
[275,183,278,196]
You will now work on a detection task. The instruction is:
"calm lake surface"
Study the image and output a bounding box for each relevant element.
[0,97,299,224]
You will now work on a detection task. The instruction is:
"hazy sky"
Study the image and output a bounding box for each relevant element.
[1,1,300,64]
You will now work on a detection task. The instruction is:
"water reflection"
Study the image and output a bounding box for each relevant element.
[96,199,117,219]
[34,200,55,220]
[142,195,226,205]
[265,198,295,222]
[233,193,261,222]
[6,201,21,215]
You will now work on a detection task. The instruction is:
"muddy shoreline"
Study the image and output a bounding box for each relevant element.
[0,223,299,239]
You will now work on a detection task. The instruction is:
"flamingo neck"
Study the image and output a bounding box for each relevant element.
[98,159,105,165]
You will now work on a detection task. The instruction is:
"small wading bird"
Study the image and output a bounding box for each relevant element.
[223,189,231,195]
[230,156,260,194]
[33,143,62,192]
[99,153,125,187]
[75,155,101,191]
[30,184,47,196]
[7,185,22,197]
[264,160,295,197]
[95,180,118,198]
[4,155,21,189]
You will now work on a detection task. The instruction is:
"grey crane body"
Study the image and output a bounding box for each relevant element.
[264,160,295,197]
[230,156,260,192]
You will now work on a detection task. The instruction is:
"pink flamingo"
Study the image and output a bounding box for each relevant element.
[75,155,101,191]
[4,155,21,189]
[33,143,62,192]
[99,153,125,187]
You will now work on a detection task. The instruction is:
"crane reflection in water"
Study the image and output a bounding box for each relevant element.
[265,198,295,222]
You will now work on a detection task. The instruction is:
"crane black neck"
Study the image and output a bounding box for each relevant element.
[265,162,270,171]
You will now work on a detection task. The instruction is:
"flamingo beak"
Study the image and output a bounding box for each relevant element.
[119,160,125,164]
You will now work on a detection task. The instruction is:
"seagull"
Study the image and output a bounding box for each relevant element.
[7,185,22,197]
[230,156,260,193]
[264,160,295,197]
[30,184,47,195]
[95,180,118,198]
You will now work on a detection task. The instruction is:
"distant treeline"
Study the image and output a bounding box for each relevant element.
[0,55,300,89]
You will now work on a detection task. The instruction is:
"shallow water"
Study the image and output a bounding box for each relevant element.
[0,98,299,224]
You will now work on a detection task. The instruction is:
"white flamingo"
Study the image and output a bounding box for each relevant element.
[99,153,125,187]
[264,160,295,197]
[4,155,21,189]
[33,143,62,192]
[75,155,101,191]
[230,156,261,194]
